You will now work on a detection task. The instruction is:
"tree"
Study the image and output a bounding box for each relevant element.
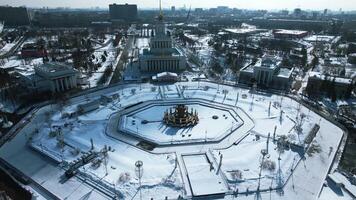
[311,56,319,69]
[282,56,291,67]
[211,59,224,74]
[301,47,307,67]
[344,83,353,99]
[330,77,337,102]
[101,54,107,63]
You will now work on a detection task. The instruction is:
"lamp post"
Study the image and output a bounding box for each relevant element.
[135,160,144,200]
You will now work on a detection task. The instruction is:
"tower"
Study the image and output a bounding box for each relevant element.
[150,0,172,53]
[138,0,187,73]
[155,0,166,37]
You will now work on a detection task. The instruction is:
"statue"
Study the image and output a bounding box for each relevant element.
[163,104,199,127]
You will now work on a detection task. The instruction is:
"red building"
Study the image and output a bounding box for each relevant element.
[21,43,47,58]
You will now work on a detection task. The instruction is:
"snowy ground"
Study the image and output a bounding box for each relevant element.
[0,43,15,55]
[182,154,228,196]
[30,101,184,199]
[214,134,301,192]
[0,82,346,200]
[87,35,118,87]
[120,101,241,144]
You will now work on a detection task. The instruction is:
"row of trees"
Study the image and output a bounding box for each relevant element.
[306,75,352,101]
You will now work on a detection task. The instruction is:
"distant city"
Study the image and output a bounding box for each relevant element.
[0,2,355,200]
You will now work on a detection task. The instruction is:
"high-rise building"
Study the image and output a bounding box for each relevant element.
[109,3,138,22]
[0,6,30,26]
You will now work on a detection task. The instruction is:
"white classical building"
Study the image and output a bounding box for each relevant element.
[239,55,294,90]
[19,62,79,93]
[138,11,186,73]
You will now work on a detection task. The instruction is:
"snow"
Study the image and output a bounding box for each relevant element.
[0,82,346,200]
[28,94,183,199]
[135,38,149,49]
[0,43,15,55]
[88,43,116,87]
[319,185,353,200]
[120,101,241,144]
[87,35,118,87]
[304,35,337,43]
[183,154,227,196]
[319,175,355,200]
[329,172,356,197]
[214,134,301,192]
[0,59,21,69]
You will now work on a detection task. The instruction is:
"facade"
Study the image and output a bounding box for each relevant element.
[109,4,138,22]
[348,53,356,64]
[306,72,354,99]
[0,6,30,26]
[138,12,186,73]
[19,62,79,93]
[239,55,294,90]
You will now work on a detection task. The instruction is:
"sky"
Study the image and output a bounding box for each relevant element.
[1,0,356,11]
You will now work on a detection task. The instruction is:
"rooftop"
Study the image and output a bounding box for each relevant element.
[309,71,353,84]
[36,62,75,74]
[304,35,340,43]
[157,71,178,78]
[224,28,266,35]
[255,55,282,70]
[141,47,184,57]
[274,29,308,35]
[276,67,293,78]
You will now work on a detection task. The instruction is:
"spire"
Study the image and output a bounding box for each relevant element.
[159,0,162,14]
[158,0,164,21]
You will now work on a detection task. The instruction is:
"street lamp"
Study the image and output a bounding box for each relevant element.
[135,160,144,200]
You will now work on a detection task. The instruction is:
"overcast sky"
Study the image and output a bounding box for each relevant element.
[1,0,356,11]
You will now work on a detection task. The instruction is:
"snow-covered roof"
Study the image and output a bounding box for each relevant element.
[308,71,353,84]
[276,68,293,78]
[304,35,340,43]
[35,62,78,78]
[274,29,308,35]
[157,71,178,78]
[224,28,266,35]
[0,59,21,69]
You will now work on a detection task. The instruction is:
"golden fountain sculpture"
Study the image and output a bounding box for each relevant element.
[163,104,199,127]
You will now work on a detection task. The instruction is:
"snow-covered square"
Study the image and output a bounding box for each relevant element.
[0,82,346,200]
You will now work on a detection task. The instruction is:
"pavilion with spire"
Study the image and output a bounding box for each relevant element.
[138,0,187,73]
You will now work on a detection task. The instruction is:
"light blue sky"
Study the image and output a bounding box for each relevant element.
[1,0,356,10]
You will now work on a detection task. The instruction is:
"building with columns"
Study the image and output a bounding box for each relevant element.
[239,55,294,90]
[138,7,186,73]
[19,62,79,93]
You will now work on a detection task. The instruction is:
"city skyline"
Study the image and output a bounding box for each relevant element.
[1,0,356,11]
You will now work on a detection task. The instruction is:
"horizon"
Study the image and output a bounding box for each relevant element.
[1,0,356,11]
